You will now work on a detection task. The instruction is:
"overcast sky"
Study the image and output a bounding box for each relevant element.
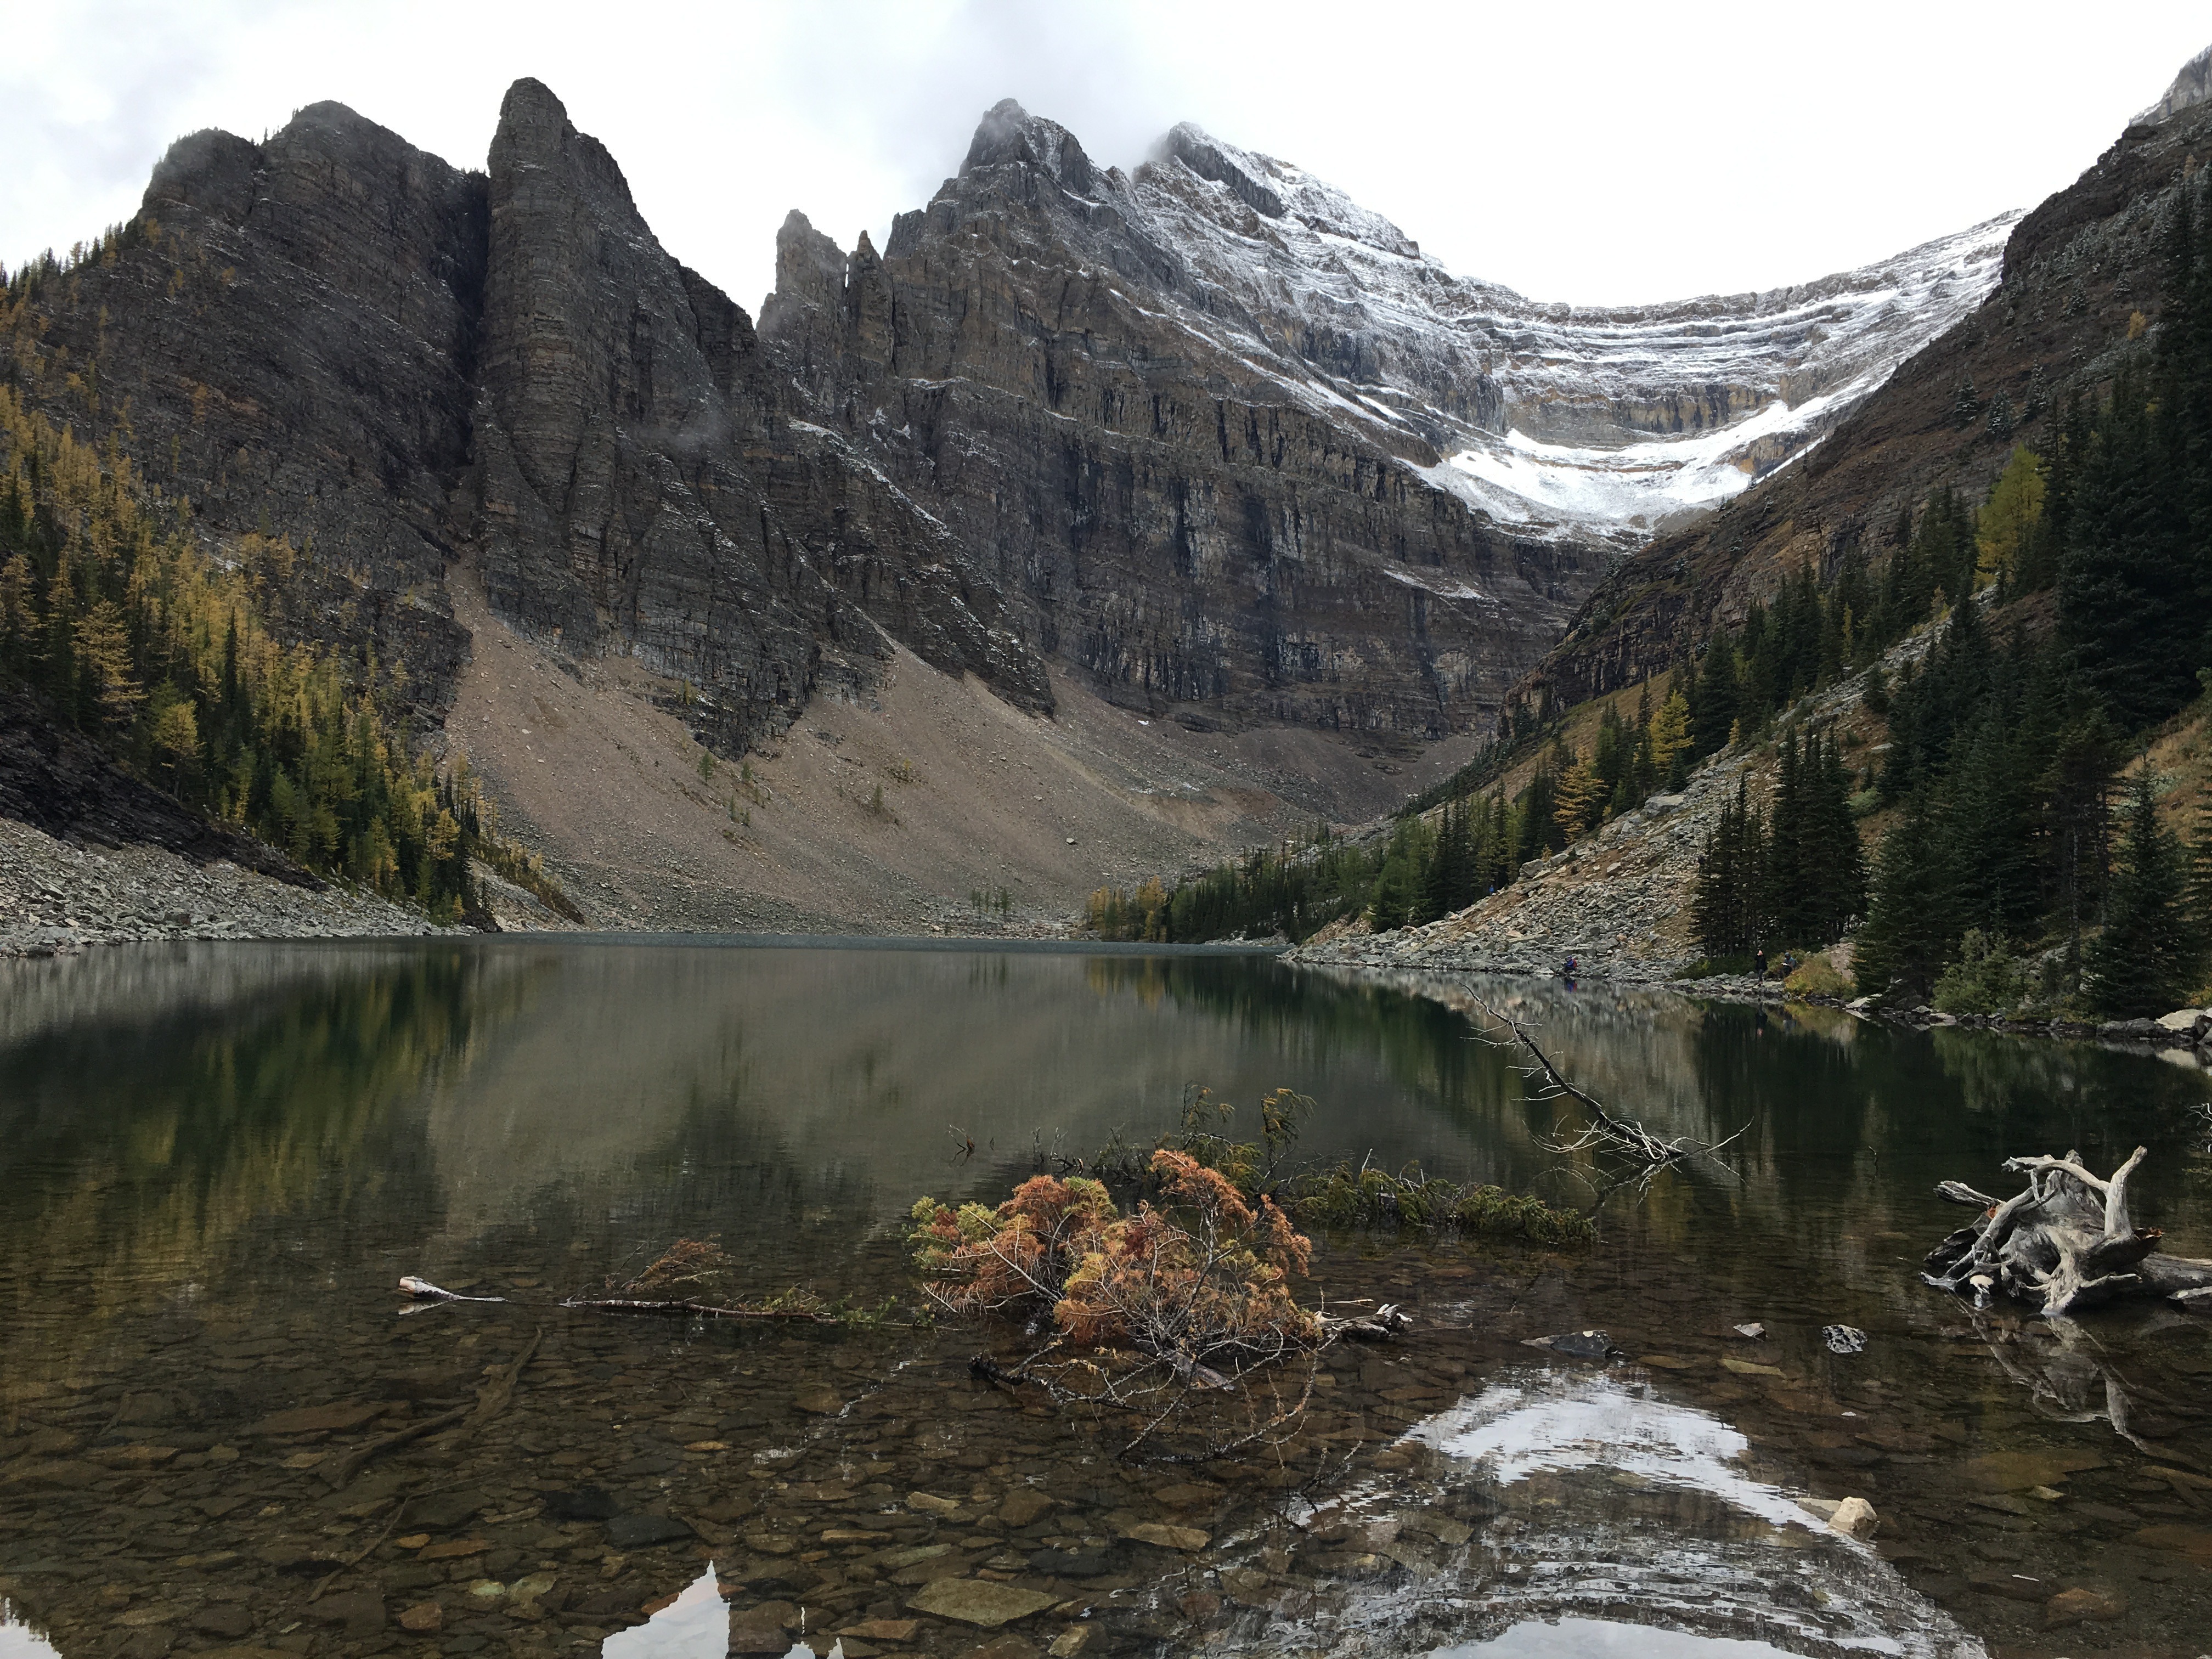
[7,2,2210,314]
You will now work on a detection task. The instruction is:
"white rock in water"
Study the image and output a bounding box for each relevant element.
[1829,1496,1878,1538]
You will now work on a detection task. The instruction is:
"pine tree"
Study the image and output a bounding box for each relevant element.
[1415,798,1477,923]
[1552,759,1604,843]
[73,596,142,727]
[2188,797,2212,947]
[1472,792,1514,893]
[1825,731,1870,932]
[2059,360,2202,729]
[2040,711,2120,956]
[1953,374,1982,430]
[1854,791,1961,1001]
[1762,731,1809,942]
[1692,780,1768,958]
[1985,387,2015,440]
[1690,633,1737,758]
[2084,773,2202,1017]
[1976,447,2045,585]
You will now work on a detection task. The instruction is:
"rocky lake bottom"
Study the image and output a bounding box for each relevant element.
[2,941,2208,1659]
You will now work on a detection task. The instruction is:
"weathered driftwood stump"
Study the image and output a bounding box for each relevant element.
[1925,1146,2212,1316]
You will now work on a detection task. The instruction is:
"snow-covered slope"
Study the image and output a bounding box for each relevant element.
[1126,125,2017,548]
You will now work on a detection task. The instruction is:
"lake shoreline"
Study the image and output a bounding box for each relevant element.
[1288,951,2212,1069]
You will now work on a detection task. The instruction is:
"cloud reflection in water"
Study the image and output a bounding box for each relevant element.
[599,1565,826,1659]
[1252,1366,1989,1659]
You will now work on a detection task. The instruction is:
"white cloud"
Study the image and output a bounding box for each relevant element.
[5,0,2209,317]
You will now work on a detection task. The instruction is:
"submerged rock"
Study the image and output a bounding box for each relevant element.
[906,1578,1060,1628]
[1827,1497,1878,1539]
[1522,1330,1617,1359]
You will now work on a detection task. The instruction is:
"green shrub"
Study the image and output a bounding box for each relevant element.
[1290,1161,1594,1246]
[1933,929,2032,1015]
[1784,951,1854,998]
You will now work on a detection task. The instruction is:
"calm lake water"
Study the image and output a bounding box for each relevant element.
[1,940,2209,1659]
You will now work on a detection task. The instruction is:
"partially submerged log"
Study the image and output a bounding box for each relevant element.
[1926,1146,2212,1316]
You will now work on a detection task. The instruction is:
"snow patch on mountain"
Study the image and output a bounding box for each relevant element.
[1126,125,2018,548]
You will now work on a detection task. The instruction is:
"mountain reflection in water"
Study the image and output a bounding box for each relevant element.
[1438,1619,1833,1657]
[0,940,2207,1659]
[1245,1367,1984,1657]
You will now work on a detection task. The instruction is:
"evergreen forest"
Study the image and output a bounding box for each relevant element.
[0,385,574,922]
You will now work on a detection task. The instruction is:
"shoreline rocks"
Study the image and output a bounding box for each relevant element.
[0,815,462,959]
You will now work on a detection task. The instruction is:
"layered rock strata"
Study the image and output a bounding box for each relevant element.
[760,101,2010,754]
[760,104,1606,742]
[11,82,1045,759]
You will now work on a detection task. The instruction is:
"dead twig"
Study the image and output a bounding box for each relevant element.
[556,1296,839,1323]
[309,1495,411,1601]
[1468,994,1729,1167]
[328,1327,541,1486]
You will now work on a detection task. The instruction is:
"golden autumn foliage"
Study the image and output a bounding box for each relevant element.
[910,1150,1318,1355]
[0,386,574,921]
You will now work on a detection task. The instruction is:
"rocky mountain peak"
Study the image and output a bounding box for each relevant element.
[770,208,848,306]
[960,98,1099,197]
[491,76,639,218]
[144,127,261,222]
[1154,122,1421,261]
[2137,41,2212,127]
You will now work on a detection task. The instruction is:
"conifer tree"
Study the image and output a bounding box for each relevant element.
[1761,732,1809,941]
[1648,689,1691,788]
[1976,447,2045,586]
[1692,780,1767,958]
[2059,360,2201,729]
[1690,634,1737,758]
[2084,773,2202,1017]
[1953,375,1981,430]
[1552,759,1604,843]
[1820,731,1870,934]
[1854,791,1960,1000]
[1985,387,2015,440]
[2188,797,2212,945]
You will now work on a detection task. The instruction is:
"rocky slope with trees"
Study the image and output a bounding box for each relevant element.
[1519,54,2212,714]
[0,63,2186,944]
[1261,49,2212,1041]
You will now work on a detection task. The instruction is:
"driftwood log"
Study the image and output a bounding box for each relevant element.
[1925,1146,2212,1316]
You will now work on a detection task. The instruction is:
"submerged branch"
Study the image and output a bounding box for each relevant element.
[1466,994,1733,1167]
[555,1295,839,1324]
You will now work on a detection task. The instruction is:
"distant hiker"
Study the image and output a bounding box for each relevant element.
[1754,947,1767,979]
[1562,955,1578,979]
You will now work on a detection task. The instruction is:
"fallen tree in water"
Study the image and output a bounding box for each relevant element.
[1468,994,1741,1169]
[1925,1146,2212,1317]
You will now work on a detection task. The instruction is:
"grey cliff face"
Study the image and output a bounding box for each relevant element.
[16,82,1047,755]
[464,77,1051,751]
[25,102,492,710]
[761,101,1598,741]
[8,80,2006,770]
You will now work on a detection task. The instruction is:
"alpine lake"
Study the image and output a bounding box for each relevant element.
[3,940,2210,1659]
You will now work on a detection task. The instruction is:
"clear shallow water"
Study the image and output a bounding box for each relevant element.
[1,939,2209,1659]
